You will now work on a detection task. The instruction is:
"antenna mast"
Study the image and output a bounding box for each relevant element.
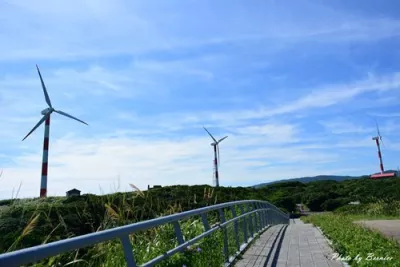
[372,136,384,174]
[372,120,384,174]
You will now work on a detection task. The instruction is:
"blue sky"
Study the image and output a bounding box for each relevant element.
[1,0,400,199]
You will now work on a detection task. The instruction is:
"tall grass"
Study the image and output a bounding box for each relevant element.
[0,185,268,266]
[302,200,400,267]
[334,200,400,218]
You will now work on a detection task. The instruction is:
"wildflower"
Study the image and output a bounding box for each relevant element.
[197,247,202,252]
[183,265,187,267]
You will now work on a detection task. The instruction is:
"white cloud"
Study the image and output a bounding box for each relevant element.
[0,127,344,199]
[319,119,372,134]
[368,112,400,118]
[267,73,400,115]
[137,71,400,124]
[232,123,300,144]
[335,137,373,148]
[1,1,400,61]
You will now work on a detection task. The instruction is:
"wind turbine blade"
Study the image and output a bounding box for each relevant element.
[217,136,228,143]
[374,119,385,147]
[373,118,382,137]
[22,114,49,141]
[203,126,217,143]
[36,65,52,108]
[54,110,88,125]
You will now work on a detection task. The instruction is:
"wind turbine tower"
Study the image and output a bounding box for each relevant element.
[22,65,88,198]
[203,127,228,187]
[372,121,384,174]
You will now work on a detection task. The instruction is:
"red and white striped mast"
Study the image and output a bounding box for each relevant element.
[40,116,51,197]
[212,144,218,187]
[372,120,385,174]
[372,136,384,174]
[22,65,88,198]
[203,127,228,187]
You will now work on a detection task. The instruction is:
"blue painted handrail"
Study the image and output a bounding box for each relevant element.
[0,200,289,267]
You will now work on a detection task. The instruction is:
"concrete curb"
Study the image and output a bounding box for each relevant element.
[316,226,351,267]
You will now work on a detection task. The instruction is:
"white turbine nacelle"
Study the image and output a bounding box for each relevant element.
[211,142,216,146]
[41,108,53,115]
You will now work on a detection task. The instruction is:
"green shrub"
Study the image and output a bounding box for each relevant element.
[2,177,400,265]
[335,200,400,217]
[321,198,350,211]
[302,214,400,267]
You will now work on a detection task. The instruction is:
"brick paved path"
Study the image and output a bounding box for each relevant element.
[234,219,344,267]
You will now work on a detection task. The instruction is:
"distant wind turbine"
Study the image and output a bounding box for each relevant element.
[203,127,228,187]
[372,120,385,174]
[22,65,88,198]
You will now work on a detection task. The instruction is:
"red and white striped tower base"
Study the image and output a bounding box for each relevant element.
[213,144,219,187]
[373,136,384,174]
[40,115,51,198]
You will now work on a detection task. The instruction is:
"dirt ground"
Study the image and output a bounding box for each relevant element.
[354,220,400,245]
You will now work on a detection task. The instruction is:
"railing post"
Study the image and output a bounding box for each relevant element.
[262,203,267,228]
[252,202,259,232]
[246,203,254,237]
[261,203,266,227]
[172,221,185,245]
[257,203,265,229]
[256,203,262,231]
[218,209,229,264]
[253,202,262,232]
[239,204,248,243]
[120,235,137,267]
[200,213,210,231]
[271,209,275,225]
[253,203,259,233]
[230,205,240,251]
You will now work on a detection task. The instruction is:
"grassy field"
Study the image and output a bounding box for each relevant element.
[301,201,400,267]
[1,178,400,266]
[0,186,268,266]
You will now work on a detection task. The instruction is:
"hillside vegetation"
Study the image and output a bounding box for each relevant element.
[0,177,399,266]
[253,174,364,187]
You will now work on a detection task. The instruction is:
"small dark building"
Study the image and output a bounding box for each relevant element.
[148,185,162,190]
[66,188,81,197]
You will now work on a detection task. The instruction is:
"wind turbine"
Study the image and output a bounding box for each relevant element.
[372,120,385,174]
[22,65,88,198]
[203,127,228,187]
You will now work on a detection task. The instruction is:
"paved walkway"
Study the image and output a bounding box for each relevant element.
[234,219,344,267]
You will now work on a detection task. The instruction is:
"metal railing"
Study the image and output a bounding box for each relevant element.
[0,200,289,267]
